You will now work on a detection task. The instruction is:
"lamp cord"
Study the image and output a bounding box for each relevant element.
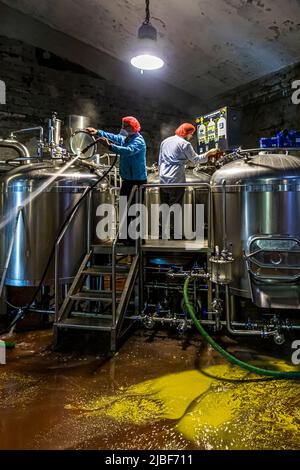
[145,0,150,23]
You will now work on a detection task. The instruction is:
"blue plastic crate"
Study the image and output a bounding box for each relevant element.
[259,137,279,148]
[260,130,300,149]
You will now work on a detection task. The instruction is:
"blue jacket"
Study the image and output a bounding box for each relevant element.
[97,130,147,181]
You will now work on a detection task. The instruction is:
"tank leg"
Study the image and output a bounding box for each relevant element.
[53,325,60,349]
[110,327,117,353]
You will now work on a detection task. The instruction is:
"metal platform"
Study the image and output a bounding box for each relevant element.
[92,243,136,255]
[55,316,113,331]
[142,239,211,253]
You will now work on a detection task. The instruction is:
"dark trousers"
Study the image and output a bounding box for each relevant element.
[160,187,185,239]
[120,179,147,242]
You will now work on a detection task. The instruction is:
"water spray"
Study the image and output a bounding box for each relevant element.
[0,137,117,336]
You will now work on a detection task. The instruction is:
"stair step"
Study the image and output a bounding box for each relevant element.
[83,266,130,275]
[71,293,109,302]
[54,317,113,331]
[81,289,114,295]
[81,288,122,297]
[92,244,136,255]
[70,291,122,302]
[71,312,113,320]
[81,288,123,296]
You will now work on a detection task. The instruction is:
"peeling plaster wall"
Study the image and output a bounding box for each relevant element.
[1,32,300,163]
[0,2,300,163]
[1,0,300,100]
[0,2,202,114]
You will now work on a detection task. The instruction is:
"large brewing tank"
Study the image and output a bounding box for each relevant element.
[146,167,211,239]
[211,152,300,308]
[0,162,101,286]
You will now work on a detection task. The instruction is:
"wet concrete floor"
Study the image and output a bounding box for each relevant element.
[0,328,300,450]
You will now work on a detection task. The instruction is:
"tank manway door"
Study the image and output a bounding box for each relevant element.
[245,236,300,309]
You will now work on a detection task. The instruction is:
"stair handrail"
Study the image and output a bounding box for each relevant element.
[111,185,138,328]
[54,186,90,320]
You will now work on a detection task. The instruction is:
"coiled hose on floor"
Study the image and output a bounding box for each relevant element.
[183,277,300,379]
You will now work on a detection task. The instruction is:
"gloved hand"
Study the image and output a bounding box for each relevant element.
[86,127,98,135]
[98,137,111,148]
[207,148,223,159]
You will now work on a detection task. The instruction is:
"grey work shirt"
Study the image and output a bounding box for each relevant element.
[159,135,208,184]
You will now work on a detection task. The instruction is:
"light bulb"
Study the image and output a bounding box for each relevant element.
[130,13,164,72]
[130,54,164,71]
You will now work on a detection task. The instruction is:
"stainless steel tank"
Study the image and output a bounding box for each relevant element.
[66,115,90,139]
[91,179,116,245]
[53,119,62,146]
[146,167,210,239]
[211,152,300,308]
[0,162,100,286]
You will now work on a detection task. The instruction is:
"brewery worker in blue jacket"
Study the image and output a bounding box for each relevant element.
[87,116,147,243]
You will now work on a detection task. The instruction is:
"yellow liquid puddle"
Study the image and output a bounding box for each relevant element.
[0,371,40,408]
[66,359,300,450]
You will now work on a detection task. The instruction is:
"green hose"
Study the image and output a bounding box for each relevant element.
[183,277,300,379]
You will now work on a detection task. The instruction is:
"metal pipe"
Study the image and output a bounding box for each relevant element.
[0,138,30,158]
[167,270,210,279]
[87,191,92,253]
[237,147,300,154]
[199,319,300,330]
[141,182,211,189]
[145,317,192,324]
[134,313,300,331]
[221,179,227,252]
[27,308,54,314]
[0,207,22,297]
[10,126,44,143]
[144,283,208,291]
[138,186,144,314]
[54,186,89,321]
[112,185,138,327]
[225,285,276,337]
[76,158,104,177]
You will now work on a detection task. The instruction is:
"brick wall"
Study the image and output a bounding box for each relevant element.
[0,35,186,163]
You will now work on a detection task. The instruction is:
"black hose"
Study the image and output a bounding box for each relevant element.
[0,150,118,336]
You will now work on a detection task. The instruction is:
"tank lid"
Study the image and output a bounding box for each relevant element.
[211,153,300,186]
[1,162,100,191]
[146,168,211,184]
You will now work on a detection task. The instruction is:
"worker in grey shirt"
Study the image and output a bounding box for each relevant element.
[159,122,221,238]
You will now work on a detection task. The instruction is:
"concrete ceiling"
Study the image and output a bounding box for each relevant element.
[2,0,300,100]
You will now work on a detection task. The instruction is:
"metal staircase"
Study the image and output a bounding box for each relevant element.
[53,247,139,351]
[53,186,140,352]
